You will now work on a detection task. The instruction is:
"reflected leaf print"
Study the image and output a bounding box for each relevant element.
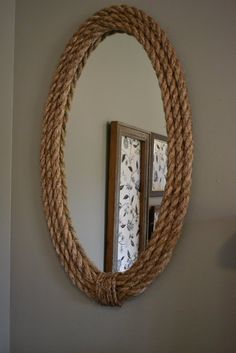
[152,139,167,192]
[117,136,141,272]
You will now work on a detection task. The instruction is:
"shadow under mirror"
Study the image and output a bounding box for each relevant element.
[65,33,167,273]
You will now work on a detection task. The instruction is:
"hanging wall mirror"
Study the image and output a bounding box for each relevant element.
[41,5,193,306]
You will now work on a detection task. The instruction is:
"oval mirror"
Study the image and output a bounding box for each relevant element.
[41,5,193,306]
[65,33,166,273]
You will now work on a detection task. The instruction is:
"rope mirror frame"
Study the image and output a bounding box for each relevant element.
[40,4,193,306]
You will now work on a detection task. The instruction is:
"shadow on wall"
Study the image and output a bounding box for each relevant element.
[218,233,236,269]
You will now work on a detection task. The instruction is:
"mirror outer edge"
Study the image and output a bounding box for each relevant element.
[40,4,193,306]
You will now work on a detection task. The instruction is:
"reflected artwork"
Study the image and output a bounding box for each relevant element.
[150,133,168,197]
[117,136,141,272]
[105,122,167,272]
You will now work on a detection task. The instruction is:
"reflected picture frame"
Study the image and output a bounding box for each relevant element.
[149,133,168,197]
[148,205,160,240]
[105,122,150,272]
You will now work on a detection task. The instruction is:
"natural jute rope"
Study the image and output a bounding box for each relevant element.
[40,5,193,306]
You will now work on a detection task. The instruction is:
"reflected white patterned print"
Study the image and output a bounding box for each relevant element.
[117,136,141,272]
[152,139,167,192]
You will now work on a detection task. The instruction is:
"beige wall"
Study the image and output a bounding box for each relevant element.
[0,1,15,353]
[8,0,236,352]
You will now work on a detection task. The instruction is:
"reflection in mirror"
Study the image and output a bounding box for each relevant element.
[65,33,166,272]
[150,133,168,197]
[106,122,150,272]
[106,123,168,272]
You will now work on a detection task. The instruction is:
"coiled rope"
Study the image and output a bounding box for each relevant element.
[40,5,193,306]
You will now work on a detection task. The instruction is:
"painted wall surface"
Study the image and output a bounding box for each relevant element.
[10,1,236,353]
[0,1,14,352]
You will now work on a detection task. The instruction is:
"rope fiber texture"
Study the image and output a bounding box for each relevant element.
[40,5,193,306]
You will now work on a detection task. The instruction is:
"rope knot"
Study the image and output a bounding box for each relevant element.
[96,272,120,306]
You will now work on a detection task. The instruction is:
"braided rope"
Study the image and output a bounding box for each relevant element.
[40,5,193,306]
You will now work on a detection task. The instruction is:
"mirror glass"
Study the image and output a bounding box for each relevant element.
[65,33,166,272]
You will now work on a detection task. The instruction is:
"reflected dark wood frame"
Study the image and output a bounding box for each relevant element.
[105,122,150,272]
[149,133,168,197]
[148,205,160,240]
[40,5,193,306]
